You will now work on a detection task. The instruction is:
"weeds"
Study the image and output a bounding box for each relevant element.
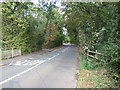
[77,51,118,88]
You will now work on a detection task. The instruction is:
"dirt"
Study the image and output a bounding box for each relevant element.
[77,69,95,88]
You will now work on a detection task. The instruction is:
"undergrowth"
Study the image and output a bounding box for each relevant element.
[77,51,119,88]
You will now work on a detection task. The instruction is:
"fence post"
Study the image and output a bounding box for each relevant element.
[12,48,14,58]
[87,49,89,60]
[0,48,2,60]
[95,50,97,59]
[19,47,21,56]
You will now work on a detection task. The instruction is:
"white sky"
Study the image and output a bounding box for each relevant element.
[31,0,62,8]
[31,0,39,4]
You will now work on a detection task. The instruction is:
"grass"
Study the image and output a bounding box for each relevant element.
[77,52,117,88]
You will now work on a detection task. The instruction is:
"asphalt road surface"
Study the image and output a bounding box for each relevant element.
[0,45,77,88]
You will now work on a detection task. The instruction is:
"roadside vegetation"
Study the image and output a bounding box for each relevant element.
[1,1,120,88]
[63,2,120,88]
[2,2,64,54]
[77,50,118,88]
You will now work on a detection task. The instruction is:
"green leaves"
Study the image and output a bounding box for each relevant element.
[63,2,119,86]
[2,2,44,53]
[2,1,64,53]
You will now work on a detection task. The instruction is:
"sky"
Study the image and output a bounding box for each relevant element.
[31,0,64,14]
[31,0,62,8]
[31,0,39,4]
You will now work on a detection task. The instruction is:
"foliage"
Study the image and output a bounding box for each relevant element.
[41,3,64,48]
[63,2,120,87]
[2,2,64,54]
[63,36,70,43]
[2,2,44,53]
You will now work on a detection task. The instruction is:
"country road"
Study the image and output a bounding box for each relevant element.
[0,45,77,88]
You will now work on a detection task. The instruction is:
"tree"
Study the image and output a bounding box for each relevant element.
[63,2,119,86]
[2,2,45,53]
[2,1,64,53]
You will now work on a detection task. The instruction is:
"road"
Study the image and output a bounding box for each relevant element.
[0,45,77,88]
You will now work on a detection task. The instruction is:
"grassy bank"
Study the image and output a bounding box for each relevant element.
[77,49,118,88]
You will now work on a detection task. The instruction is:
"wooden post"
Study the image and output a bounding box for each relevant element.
[12,48,14,58]
[95,50,97,59]
[19,47,21,56]
[87,50,89,60]
[0,48,2,60]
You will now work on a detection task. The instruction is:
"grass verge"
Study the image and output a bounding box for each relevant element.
[77,50,117,88]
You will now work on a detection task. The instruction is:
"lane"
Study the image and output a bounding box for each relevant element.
[1,46,66,82]
[1,45,77,88]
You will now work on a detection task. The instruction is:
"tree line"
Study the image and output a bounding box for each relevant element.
[2,2,64,54]
[1,1,120,87]
[63,2,120,87]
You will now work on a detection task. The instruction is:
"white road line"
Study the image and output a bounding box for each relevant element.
[56,53,60,56]
[23,60,36,66]
[0,52,61,85]
[0,60,45,85]
[29,61,40,66]
[61,47,69,53]
[53,49,57,52]
[9,63,12,66]
[48,53,60,61]
[24,60,28,62]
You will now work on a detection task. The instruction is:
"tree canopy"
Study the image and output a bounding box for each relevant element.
[2,2,64,53]
[63,2,120,87]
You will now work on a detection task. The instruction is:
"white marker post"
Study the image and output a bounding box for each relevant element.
[19,47,21,56]
[12,48,14,58]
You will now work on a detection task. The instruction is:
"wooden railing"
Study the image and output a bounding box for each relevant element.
[86,50,103,60]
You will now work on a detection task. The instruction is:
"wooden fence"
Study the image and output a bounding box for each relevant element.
[86,50,107,63]
[86,50,102,60]
[0,48,21,59]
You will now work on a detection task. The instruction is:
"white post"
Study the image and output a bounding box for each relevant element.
[0,48,2,60]
[12,48,14,58]
[19,47,21,56]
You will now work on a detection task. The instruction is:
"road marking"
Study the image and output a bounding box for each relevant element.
[61,47,69,53]
[56,53,60,56]
[48,53,60,61]
[9,60,45,66]
[9,47,69,66]
[0,60,45,85]
[48,55,56,60]
[9,59,40,66]
[0,52,61,85]
[9,63,12,66]
[53,49,57,52]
